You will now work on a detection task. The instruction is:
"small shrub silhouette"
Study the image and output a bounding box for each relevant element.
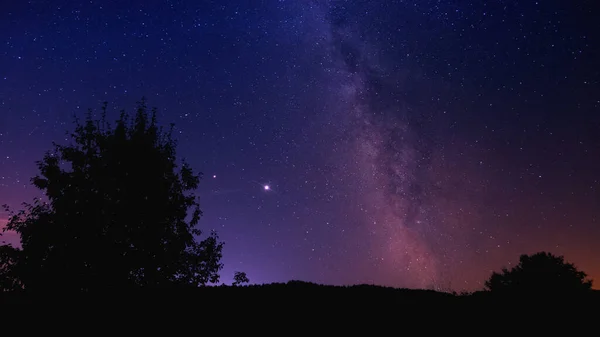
[485,251,592,294]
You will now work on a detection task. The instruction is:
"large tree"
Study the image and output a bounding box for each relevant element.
[485,251,592,294]
[0,99,223,292]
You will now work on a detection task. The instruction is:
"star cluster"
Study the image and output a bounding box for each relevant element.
[0,1,598,291]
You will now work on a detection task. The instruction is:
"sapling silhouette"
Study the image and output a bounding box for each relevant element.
[233,271,249,286]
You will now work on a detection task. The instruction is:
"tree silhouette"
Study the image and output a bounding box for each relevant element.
[233,271,249,286]
[0,99,223,292]
[485,251,592,294]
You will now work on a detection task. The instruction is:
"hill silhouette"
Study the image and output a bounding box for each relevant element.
[2,280,598,320]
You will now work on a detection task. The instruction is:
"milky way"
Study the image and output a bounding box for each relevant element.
[312,6,440,288]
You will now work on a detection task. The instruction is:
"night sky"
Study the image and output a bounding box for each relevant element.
[1,1,599,291]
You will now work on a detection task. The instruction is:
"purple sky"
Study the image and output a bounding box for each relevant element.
[1,1,599,291]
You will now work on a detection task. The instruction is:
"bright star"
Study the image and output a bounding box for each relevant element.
[264,185,270,191]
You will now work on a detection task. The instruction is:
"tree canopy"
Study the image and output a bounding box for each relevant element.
[0,99,223,292]
[485,251,592,294]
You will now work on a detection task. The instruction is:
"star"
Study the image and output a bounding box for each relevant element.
[263,185,270,191]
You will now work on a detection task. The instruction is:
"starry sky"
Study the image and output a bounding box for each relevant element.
[1,1,599,291]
